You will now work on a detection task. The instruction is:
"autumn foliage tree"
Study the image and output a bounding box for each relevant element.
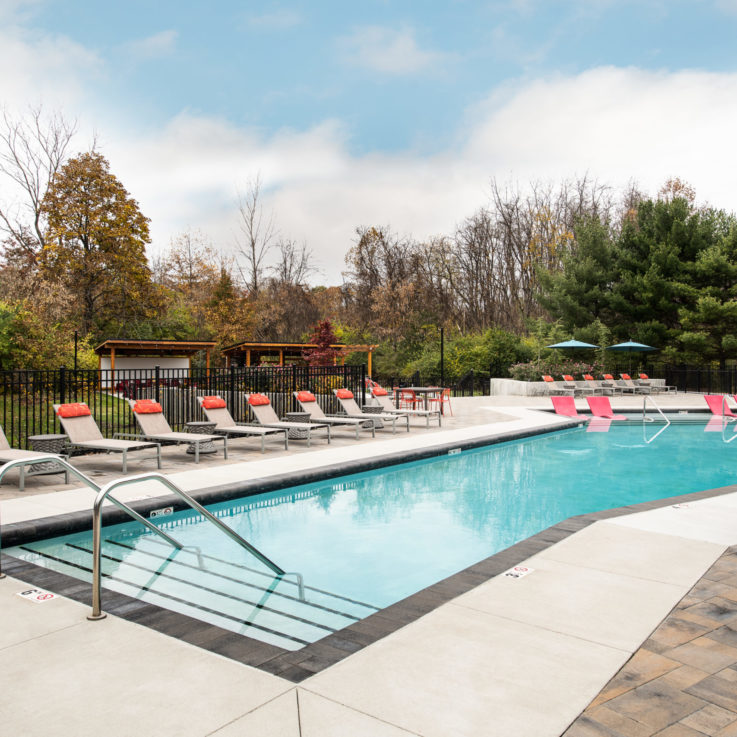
[39,151,155,337]
[302,320,340,366]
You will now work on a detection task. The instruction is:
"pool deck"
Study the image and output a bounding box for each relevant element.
[2,393,737,736]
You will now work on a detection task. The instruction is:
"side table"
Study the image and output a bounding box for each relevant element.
[183,421,218,454]
[283,412,310,439]
[27,434,69,477]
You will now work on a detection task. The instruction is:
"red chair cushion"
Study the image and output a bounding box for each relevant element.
[248,393,271,406]
[583,374,594,381]
[542,375,554,382]
[621,373,632,380]
[202,396,226,409]
[372,387,388,396]
[133,400,162,414]
[336,389,353,399]
[296,391,316,403]
[563,375,575,381]
[639,373,649,379]
[56,403,91,418]
[603,374,614,380]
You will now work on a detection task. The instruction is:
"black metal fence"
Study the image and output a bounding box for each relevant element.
[375,369,491,397]
[0,364,366,449]
[664,365,737,395]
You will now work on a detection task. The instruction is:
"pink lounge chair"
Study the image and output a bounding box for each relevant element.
[705,395,737,419]
[551,396,582,418]
[586,396,627,420]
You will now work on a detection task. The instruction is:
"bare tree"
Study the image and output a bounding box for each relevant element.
[0,106,77,259]
[269,238,315,287]
[234,175,278,295]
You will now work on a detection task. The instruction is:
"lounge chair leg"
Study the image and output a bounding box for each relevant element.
[307,430,311,447]
[195,443,200,463]
[261,436,265,453]
[223,438,228,459]
[327,426,331,444]
[19,466,25,492]
[284,433,289,450]
[156,445,161,469]
[122,450,127,474]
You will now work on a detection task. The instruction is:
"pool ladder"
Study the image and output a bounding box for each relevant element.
[0,457,303,615]
[641,395,671,444]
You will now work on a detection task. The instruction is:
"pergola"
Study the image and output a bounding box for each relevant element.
[95,339,217,377]
[221,341,379,376]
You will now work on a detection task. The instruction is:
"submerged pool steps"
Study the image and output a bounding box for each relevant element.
[14,536,379,651]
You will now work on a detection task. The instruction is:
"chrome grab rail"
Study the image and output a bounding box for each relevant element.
[88,472,298,620]
[641,395,671,444]
[0,456,181,578]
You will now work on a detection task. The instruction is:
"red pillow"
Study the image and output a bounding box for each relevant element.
[583,374,594,381]
[202,396,226,409]
[621,374,631,380]
[296,391,316,403]
[56,403,91,418]
[563,375,574,381]
[336,389,353,399]
[603,374,614,380]
[542,375,554,382]
[248,393,271,406]
[639,373,649,380]
[133,400,162,414]
[372,387,388,396]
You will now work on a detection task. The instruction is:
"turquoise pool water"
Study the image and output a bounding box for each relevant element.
[9,417,737,649]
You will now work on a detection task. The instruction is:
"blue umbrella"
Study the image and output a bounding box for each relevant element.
[606,340,657,372]
[547,340,599,349]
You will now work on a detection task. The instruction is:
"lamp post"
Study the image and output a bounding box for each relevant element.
[74,331,78,370]
[440,326,444,387]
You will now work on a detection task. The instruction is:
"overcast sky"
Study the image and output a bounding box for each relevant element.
[2,0,737,283]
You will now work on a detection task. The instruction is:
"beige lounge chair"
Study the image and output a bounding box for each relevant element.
[333,389,409,433]
[246,394,331,446]
[293,391,375,439]
[370,386,441,427]
[196,396,288,451]
[54,402,160,473]
[619,374,651,394]
[0,425,68,491]
[637,373,676,393]
[127,399,227,463]
[541,375,573,396]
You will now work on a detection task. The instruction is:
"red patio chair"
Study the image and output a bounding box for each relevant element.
[705,395,737,419]
[427,388,453,416]
[586,396,627,420]
[551,396,581,418]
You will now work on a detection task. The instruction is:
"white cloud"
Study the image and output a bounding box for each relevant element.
[123,30,178,59]
[3,4,737,288]
[338,26,450,76]
[108,66,737,283]
[244,9,302,29]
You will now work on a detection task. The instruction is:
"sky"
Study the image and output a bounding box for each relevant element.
[2,0,737,284]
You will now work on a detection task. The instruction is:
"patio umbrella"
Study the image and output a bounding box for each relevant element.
[606,340,657,373]
[546,340,599,349]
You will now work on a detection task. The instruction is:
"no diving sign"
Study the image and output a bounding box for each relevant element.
[503,565,534,580]
[17,588,58,604]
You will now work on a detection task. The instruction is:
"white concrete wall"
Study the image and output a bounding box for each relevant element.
[99,356,190,372]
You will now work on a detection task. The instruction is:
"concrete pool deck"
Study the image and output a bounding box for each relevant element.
[1,393,736,736]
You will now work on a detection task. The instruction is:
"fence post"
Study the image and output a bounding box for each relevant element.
[291,364,297,411]
[59,365,66,405]
[155,365,160,404]
[361,363,366,406]
[229,364,235,416]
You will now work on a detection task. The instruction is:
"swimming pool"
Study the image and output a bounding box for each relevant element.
[7,416,737,650]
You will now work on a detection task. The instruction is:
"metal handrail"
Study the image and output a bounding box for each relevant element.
[88,472,298,620]
[641,395,671,444]
[0,456,181,578]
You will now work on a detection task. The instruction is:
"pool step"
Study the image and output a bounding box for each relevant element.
[13,537,379,651]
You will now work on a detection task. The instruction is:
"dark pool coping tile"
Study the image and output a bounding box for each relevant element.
[3,421,736,683]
